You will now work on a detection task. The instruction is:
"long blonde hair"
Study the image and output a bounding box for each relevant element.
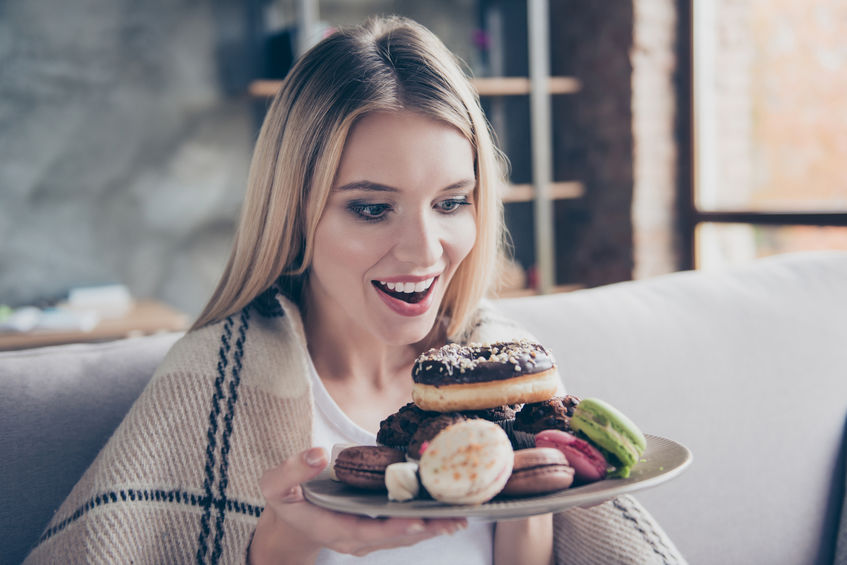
[193,16,508,338]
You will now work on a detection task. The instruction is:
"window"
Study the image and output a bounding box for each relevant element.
[686,0,847,270]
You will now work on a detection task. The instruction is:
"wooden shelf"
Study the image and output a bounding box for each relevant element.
[0,300,189,351]
[249,79,284,98]
[247,76,581,99]
[502,181,584,203]
[247,77,584,205]
[472,76,581,96]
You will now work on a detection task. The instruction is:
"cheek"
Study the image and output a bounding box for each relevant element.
[445,215,477,266]
[312,217,383,279]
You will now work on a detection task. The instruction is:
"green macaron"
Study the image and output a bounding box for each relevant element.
[571,398,646,477]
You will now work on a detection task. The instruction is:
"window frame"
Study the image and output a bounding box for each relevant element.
[679,0,847,270]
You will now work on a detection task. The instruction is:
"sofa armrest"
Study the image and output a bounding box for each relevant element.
[0,332,181,564]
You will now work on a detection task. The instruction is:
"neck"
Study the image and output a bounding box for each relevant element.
[302,298,418,391]
[303,298,421,432]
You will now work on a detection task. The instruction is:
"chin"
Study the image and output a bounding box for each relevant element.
[379,318,437,347]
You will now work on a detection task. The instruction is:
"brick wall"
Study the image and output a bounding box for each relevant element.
[550,0,682,284]
[632,0,682,278]
[550,0,636,287]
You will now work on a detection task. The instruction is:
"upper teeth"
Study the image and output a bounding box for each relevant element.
[380,278,435,293]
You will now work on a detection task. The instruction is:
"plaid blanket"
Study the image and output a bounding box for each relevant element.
[25,295,685,564]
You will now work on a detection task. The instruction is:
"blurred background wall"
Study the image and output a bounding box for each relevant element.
[0,0,497,318]
[0,0,712,325]
[4,0,846,324]
[0,0,257,315]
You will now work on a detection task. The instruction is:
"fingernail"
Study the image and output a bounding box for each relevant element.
[406,522,426,534]
[280,486,301,503]
[304,447,325,467]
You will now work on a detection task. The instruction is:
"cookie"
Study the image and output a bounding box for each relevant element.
[463,403,521,423]
[418,419,514,505]
[571,398,646,478]
[407,413,468,460]
[514,395,580,435]
[501,447,575,496]
[535,429,607,484]
[333,446,406,491]
[376,402,439,448]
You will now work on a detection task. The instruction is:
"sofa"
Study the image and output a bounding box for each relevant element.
[2,251,846,565]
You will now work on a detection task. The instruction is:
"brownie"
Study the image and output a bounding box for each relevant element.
[463,403,521,423]
[406,413,467,460]
[514,395,581,434]
[376,402,440,448]
[378,402,526,453]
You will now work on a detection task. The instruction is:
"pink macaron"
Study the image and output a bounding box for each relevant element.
[535,429,608,484]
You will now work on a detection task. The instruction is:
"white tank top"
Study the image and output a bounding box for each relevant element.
[308,355,494,565]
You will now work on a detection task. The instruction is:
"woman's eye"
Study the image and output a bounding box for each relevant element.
[437,197,471,213]
[349,202,390,221]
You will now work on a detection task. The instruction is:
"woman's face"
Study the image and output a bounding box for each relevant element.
[307,110,477,346]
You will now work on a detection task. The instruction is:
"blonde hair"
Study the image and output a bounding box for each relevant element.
[193,16,507,338]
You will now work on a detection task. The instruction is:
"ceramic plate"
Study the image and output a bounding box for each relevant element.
[302,434,691,520]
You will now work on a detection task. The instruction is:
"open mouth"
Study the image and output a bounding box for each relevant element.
[372,276,437,304]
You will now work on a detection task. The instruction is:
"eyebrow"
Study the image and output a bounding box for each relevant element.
[334,178,476,193]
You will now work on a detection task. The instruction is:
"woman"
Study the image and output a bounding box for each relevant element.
[26,16,684,565]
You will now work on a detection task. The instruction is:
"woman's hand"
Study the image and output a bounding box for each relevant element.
[248,447,467,565]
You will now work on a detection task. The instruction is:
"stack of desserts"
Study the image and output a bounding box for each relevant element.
[332,339,647,505]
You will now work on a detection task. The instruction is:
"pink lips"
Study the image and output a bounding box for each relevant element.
[372,276,439,317]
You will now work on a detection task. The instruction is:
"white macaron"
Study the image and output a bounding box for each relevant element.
[418,419,514,505]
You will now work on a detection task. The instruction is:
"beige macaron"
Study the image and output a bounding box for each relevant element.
[418,419,514,505]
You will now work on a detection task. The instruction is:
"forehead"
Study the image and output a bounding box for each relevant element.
[333,110,475,189]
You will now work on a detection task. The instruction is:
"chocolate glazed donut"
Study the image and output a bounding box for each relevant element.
[411,339,560,412]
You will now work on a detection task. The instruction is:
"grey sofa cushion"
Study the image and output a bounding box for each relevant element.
[496,251,847,564]
[0,332,181,565]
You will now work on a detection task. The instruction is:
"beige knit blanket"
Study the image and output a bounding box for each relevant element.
[25,296,686,564]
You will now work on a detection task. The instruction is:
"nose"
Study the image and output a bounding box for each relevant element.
[391,209,443,266]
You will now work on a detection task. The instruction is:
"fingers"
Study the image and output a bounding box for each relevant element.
[260,447,327,504]
[348,516,467,543]
[336,517,469,557]
[256,448,470,557]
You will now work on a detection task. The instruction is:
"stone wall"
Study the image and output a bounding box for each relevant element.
[0,0,255,315]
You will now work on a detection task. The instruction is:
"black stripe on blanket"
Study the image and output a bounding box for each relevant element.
[197,309,251,565]
[37,489,264,544]
[612,497,677,564]
[210,309,250,563]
